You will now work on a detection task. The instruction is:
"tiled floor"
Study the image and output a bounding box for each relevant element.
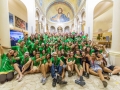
[0,73,120,90]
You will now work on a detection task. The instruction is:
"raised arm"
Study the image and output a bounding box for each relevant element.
[0,45,4,55]
[2,45,11,49]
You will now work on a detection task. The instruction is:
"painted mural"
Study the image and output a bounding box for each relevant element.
[15,16,26,30]
[47,2,74,23]
[51,8,70,22]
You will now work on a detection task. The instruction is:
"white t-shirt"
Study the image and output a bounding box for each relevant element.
[102,54,111,67]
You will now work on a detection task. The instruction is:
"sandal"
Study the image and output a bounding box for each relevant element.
[104,76,110,80]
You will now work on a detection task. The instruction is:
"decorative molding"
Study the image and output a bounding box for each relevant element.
[75,0,86,17]
[35,0,45,16]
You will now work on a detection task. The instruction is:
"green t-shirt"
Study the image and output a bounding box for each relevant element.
[68,57,75,62]
[59,46,66,51]
[60,56,66,64]
[20,56,30,65]
[40,54,47,64]
[24,39,31,47]
[12,46,28,56]
[50,57,61,66]
[39,46,45,53]
[46,47,51,54]
[65,45,71,52]
[0,54,14,72]
[75,54,81,64]
[90,48,95,55]
[82,35,87,39]
[32,57,40,66]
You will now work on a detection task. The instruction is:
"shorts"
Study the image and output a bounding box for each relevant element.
[18,64,31,72]
[91,66,102,72]
[82,58,90,65]
[32,66,39,71]
[76,64,83,70]
[107,65,115,71]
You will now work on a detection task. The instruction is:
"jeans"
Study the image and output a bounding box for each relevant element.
[51,64,63,78]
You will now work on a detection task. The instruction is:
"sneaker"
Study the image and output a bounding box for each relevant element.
[80,76,84,81]
[52,78,57,87]
[83,71,86,76]
[40,78,43,83]
[86,73,89,79]
[60,81,67,84]
[42,78,47,85]
[57,75,62,84]
[75,79,85,86]
[102,81,107,87]
[108,73,112,76]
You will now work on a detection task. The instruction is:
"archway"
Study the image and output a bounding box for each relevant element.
[81,10,86,32]
[93,1,113,42]
[35,11,40,33]
[57,26,63,34]
[50,26,55,33]
[64,26,70,33]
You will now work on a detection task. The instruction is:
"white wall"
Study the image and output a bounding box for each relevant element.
[85,0,103,40]
[21,0,36,35]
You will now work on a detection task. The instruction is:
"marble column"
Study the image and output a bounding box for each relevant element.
[0,0,10,47]
[79,22,82,33]
[39,22,41,33]
[109,0,120,66]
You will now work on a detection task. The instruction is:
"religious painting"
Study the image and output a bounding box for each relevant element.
[15,16,26,30]
[47,2,74,23]
[9,13,14,26]
[51,8,70,22]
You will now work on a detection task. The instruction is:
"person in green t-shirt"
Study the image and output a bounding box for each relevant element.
[0,46,14,84]
[20,52,32,75]
[39,43,45,53]
[59,42,66,51]
[74,50,85,86]
[40,50,50,85]
[48,52,64,87]
[45,43,51,54]
[67,51,75,77]
[12,40,28,56]
[12,50,24,82]
[81,51,90,78]
[29,40,39,57]
[30,52,41,74]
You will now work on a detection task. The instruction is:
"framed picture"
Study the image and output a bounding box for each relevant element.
[15,16,26,30]
[9,13,14,26]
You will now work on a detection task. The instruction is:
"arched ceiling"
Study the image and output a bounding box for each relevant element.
[38,0,82,14]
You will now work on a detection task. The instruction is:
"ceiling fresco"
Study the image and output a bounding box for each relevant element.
[38,0,83,14]
[47,2,74,23]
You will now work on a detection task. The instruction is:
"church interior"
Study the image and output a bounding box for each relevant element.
[0,0,120,90]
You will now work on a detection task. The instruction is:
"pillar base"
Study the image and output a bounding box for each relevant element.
[109,51,120,66]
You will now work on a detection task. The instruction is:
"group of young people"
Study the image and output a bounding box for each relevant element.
[0,32,120,88]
